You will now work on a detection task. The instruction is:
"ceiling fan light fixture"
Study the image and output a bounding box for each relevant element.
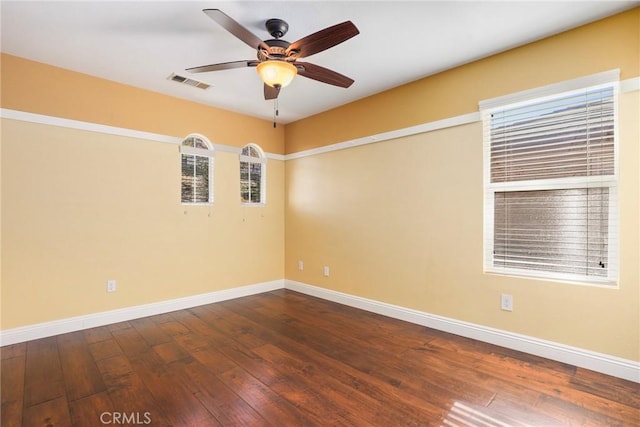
[257,60,297,88]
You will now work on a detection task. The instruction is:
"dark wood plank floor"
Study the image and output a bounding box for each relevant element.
[2,289,639,426]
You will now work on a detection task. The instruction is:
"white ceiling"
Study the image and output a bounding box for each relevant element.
[1,1,637,124]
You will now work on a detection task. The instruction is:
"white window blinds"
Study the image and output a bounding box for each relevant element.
[482,79,618,285]
[181,154,210,203]
[489,87,615,183]
[493,188,611,278]
[240,144,266,204]
[181,135,214,205]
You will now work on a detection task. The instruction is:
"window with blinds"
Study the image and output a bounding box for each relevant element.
[482,80,618,285]
[181,135,214,205]
[240,144,266,204]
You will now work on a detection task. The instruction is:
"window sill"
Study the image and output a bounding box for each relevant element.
[483,268,619,289]
[181,202,214,206]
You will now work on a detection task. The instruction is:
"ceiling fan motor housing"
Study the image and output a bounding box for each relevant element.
[265,18,289,39]
[259,39,293,61]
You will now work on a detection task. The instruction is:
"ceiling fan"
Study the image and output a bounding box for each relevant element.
[186,9,359,100]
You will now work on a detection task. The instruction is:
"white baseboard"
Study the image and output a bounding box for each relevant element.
[284,280,640,383]
[0,280,284,346]
[2,278,637,383]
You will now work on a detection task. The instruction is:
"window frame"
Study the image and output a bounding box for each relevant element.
[180,134,214,206]
[481,72,620,287]
[240,143,267,206]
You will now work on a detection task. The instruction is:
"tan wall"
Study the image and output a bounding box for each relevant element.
[1,53,287,329]
[1,119,284,329]
[0,54,285,155]
[284,8,640,361]
[284,8,640,154]
[284,90,639,361]
[1,8,638,363]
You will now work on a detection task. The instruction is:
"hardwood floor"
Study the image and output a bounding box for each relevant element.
[2,289,638,426]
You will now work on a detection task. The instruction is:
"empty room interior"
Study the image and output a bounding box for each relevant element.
[1,2,639,426]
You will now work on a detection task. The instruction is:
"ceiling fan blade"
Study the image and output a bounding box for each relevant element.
[186,60,258,73]
[296,62,354,88]
[203,9,270,52]
[286,21,359,59]
[264,84,280,100]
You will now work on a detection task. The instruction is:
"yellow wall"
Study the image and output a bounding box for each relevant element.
[284,9,640,361]
[285,8,640,154]
[1,54,285,155]
[1,8,638,363]
[1,119,284,328]
[285,91,639,361]
[1,56,285,329]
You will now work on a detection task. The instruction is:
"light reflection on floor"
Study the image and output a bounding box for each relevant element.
[441,401,529,427]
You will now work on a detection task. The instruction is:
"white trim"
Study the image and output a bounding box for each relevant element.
[284,112,481,160]
[621,76,640,93]
[486,175,618,192]
[240,143,268,204]
[481,81,619,287]
[0,108,284,160]
[2,277,637,382]
[3,76,636,164]
[240,155,267,164]
[210,146,283,161]
[284,280,640,383]
[0,108,182,145]
[266,153,285,161]
[0,280,284,346]
[183,133,214,150]
[479,69,620,110]
[283,76,636,160]
[212,144,241,154]
[216,145,282,159]
[181,134,215,204]
[180,146,215,158]
[243,142,266,158]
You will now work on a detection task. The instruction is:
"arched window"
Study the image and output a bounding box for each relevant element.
[240,143,266,204]
[181,134,214,204]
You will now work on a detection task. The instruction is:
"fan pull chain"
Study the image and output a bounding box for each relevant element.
[273,98,280,128]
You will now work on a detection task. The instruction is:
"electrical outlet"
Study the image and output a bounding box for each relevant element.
[323,266,330,277]
[501,293,513,311]
[298,260,304,271]
[107,280,117,293]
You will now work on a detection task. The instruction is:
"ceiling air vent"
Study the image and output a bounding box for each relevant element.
[167,73,211,90]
